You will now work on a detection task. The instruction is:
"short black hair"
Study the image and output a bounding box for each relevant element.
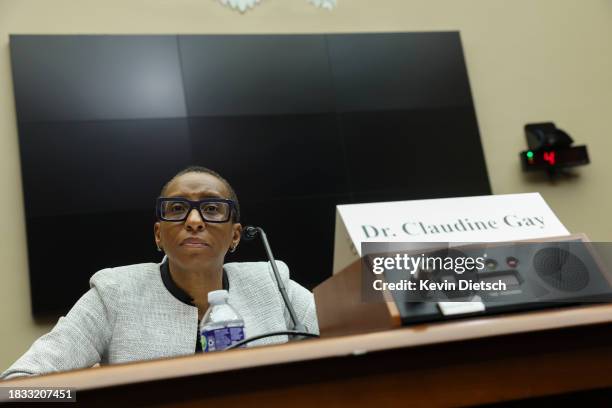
[160,166,241,223]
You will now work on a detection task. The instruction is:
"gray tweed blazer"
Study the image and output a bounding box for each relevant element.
[1,261,318,380]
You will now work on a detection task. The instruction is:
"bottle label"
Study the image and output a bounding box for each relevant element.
[201,326,245,352]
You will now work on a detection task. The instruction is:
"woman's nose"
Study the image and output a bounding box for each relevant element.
[184,208,206,230]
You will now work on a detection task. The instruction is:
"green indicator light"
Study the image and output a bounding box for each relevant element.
[526,151,534,159]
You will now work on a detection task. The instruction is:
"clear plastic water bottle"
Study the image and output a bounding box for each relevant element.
[200,290,245,352]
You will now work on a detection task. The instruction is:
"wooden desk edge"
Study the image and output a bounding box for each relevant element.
[2,302,612,397]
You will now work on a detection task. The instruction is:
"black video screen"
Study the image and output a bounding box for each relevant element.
[9,33,491,317]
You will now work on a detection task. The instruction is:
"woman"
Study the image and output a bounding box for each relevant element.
[1,166,319,379]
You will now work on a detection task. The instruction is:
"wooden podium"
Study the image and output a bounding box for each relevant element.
[2,304,612,407]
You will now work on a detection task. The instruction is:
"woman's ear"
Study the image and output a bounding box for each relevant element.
[154,222,162,251]
[232,223,243,248]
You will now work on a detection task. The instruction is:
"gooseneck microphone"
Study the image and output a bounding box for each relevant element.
[241,225,259,242]
[237,226,313,345]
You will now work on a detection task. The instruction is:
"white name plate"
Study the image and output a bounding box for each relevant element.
[333,193,569,274]
[438,297,486,316]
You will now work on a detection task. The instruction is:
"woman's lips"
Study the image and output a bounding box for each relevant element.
[180,238,210,248]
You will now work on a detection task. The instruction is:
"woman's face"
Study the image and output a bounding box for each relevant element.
[154,172,242,270]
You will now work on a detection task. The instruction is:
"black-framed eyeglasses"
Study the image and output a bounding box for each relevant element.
[156,197,235,223]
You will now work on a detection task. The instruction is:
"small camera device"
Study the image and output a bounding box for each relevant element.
[520,122,589,176]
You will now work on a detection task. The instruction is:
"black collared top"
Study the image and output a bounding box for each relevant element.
[160,259,229,352]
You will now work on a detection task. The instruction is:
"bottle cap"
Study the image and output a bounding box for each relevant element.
[208,289,229,304]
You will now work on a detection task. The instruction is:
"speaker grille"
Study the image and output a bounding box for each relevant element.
[533,247,589,292]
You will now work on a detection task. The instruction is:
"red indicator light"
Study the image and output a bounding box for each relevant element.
[543,151,556,166]
[506,257,519,268]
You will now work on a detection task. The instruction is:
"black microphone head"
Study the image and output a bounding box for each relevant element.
[242,226,259,241]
